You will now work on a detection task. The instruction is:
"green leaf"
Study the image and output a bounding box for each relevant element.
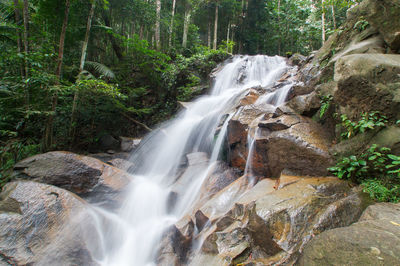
[388,154,400,161]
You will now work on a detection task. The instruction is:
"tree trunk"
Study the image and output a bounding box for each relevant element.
[155,0,161,50]
[321,0,326,45]
[226,21,230,53]
[102,12,124,60]
[22,0,29,77]
[13,0,24,78]
[331,4,337,30]
[182,3,191,48]
[213,1,219,50]
[70,0,96,140]
[277,0,281,55]
[79,1,95,73]
[44,0,71,151]
[22,0,30,109]
[207,21,211,48]
[168,0,176,47]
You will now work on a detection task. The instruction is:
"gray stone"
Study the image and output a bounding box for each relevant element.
[298,203,400,266]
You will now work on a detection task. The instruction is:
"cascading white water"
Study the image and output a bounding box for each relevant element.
[82,55,292,266]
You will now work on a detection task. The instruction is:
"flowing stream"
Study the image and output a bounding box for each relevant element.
[84,55,292,266]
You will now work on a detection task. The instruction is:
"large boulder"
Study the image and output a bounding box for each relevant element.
[13,151,132,201]
[228,110,333,177]
[334,54,400,119]
[350,0,400,52]
[184,175,371,265]
[0,181,95,265]
[298,202,400,265]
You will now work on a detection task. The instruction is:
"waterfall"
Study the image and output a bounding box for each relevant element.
[81,55,292,266]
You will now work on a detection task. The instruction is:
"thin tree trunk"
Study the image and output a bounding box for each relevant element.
[226,21,230,53]
[22,0,29,77]
[322,0,326,45]
[13,0,24,78]
[213,1,219,50]
[22,0,30,110]
[120,112,152,132]
[277,0,281,55]
[182,3,191,48]
[168,0,176,48]
[155,0,161,50]
[79,1,95,73]
[70,0,96,140]
[44,0,70,151]
[207,21,211,48]
[331,4,337,30]
[102,12,124,60]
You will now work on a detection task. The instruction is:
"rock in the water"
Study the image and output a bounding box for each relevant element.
[120,137,141,152]
[298,202,400,265]
[107,158,135,171]
[187,175,370,265]
[228,111,333,177]
[13,151,132,200]
[0,181,94,265]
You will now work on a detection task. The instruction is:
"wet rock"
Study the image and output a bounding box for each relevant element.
[89,152,130,163]
[194,162,240,208]
[288,53,307,66]
[120,137,141,152]
[156,225,192,266]
[239,90,260,106]
[0,181,94,265]
[258,114,302,131]
[334,54,400,118]
[188,175,370,265]
[258,118,333,177]
[178,101,192,110]
[298,202,400,265]
[107,158,135,171]
[228,112,333,177]
[227,104,277,172]
[287,92,321,117]
[13,151,132,200]
[187,152,209,166]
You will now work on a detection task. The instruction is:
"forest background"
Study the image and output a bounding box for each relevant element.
[0,0,360,184]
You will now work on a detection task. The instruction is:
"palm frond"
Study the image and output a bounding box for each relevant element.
[85,61,115,79]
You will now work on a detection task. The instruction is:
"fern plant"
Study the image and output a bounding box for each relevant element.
[319,94,333,119]
[84,61,116,79]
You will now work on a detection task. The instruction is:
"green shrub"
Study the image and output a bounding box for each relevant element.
[339,111,388,139]
[0,140,40,188]
[319,94,333,119]
[328,144,400,203]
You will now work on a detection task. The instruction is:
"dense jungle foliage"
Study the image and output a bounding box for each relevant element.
[0,0,360,184]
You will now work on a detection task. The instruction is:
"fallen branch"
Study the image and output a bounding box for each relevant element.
[120,112,152,132]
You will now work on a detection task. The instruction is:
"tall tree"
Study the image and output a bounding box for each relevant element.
[213,0,219,50]
[168,0,176,47]
[70,0,96,139]
[155,0,161,50]
[182,1,191,48]
[322,0,326,45]
[22,0,29,77]
[44,0,71,150]
[13,0,24,78]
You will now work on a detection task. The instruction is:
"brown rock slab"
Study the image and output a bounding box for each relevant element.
[13,151,132,199]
